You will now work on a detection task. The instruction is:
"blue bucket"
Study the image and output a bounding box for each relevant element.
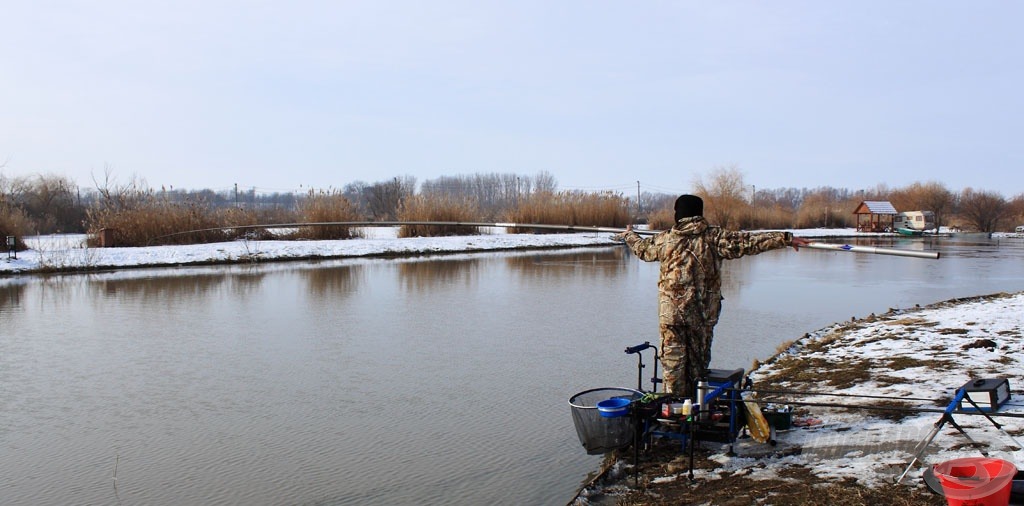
[596,397,632,418]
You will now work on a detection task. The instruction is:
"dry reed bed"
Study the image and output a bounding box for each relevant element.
[75,190,634,247]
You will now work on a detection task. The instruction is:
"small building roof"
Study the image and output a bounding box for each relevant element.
[853,201,898,215]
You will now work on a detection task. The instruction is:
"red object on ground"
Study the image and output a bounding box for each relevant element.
[932,457,1016,506]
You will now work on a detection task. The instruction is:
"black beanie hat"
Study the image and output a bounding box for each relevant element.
[674,194,704,221]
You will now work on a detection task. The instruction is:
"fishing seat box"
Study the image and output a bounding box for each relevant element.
[693,368,745,443]
[958,378,1011,413]
[706,368,744,389]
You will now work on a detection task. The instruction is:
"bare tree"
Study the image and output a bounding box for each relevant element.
[639,191,675,221]
[22,175,83,233]
[421,172,554,220]
[912,182,955,232]
[365,176,416,221]
[889,181,954,231]
[958,188,1011,233]
[862,183,891,201]
[1007,193,1024,230]
[533,171,558,194]
[795,188,848,229]
[693,165,748,229]
[91,166,151,211]
[342,180,370,216]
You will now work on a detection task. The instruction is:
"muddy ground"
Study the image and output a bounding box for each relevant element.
[573,440,946,505]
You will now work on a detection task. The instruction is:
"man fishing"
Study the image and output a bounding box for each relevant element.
[617,194,810,397]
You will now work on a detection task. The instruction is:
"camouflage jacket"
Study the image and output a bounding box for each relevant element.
[623,216,792,330]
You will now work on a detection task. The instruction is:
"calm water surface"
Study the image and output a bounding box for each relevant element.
[1,235,1022,505]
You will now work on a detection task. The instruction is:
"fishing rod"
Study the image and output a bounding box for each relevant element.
[146,220,659,244]
[147,220,939,259]
[740,386,939,403]
[725,387,1024,420]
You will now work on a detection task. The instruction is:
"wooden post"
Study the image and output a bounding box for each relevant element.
[99,228,115,248]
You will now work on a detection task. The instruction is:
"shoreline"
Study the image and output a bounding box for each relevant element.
[572,291,1024,505]
[0,231,622,277]
[0,241,618,277]
[1,227,974,277]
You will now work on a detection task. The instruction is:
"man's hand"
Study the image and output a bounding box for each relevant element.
[791,236,812,251]
[613,224,633,242]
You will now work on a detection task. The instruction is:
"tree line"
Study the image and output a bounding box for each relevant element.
[684,166,1023,234]
[1,167,1023,248]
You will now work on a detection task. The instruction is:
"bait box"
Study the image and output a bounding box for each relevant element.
[958,378,1011,413]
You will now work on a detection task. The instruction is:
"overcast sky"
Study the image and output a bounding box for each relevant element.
[2,1,1021,197]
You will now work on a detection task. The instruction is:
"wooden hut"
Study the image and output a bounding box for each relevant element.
[853,201,897,232]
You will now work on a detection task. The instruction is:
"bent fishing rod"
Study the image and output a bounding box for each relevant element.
[146,220,656,245]
[147,220,940,259]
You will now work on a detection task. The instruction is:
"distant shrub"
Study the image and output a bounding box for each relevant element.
[85,188,228,246]
[397,194,482,237]
[504,191,631,233]
[220,207,278,241]
[287,190,363,240]
[748,206,796,230]
[645,208,675,231]
[0,202,33,250]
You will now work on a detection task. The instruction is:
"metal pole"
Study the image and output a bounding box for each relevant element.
[963,393,1024,450]
[896,388,966,484]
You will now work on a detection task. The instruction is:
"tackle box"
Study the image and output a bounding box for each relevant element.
[958,378,1011,413]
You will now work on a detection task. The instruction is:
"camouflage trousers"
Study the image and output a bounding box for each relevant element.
[659,323,713,398]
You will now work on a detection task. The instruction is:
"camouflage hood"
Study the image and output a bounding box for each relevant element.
[670,216,710,236]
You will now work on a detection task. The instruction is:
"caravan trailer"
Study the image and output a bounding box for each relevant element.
[895,211,936,235]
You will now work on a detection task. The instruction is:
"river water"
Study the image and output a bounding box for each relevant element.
[1,234,1022,505]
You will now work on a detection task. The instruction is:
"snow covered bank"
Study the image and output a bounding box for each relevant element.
[0,228,622,274]
[577,291,1024,504]
[750,292,1024,484]
[1,227,884,275]
[2,228,888,276]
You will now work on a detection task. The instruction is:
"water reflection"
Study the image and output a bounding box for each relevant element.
[506,248,629,280]
[0,282,25,313]
[90,272,231,301]
[397,257,481,293]
[300,264,361,298]
[230,269,269,297]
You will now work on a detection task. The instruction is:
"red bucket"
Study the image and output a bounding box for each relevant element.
[932,458,1016,506]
